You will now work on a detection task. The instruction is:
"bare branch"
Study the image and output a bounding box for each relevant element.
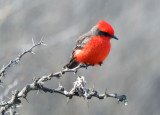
[0,38,46,79]
[0,90,21,114]
[0,75,128,114]
[47,64,92,79]
[54,76,128,105]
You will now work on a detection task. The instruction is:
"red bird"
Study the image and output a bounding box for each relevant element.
[64,20,118,69]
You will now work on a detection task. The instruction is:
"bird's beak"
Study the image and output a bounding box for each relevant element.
[112,35,119,40]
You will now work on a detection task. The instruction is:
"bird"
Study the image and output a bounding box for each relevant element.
[64,20,118,69]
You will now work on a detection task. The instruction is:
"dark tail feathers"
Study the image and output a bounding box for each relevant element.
[63,58,79,69]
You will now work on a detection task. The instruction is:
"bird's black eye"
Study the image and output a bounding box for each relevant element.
[99,31,111,37]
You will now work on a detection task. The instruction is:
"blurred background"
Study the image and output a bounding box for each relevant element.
[0,0,160,115]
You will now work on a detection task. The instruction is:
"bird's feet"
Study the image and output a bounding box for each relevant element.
[80,63,95,69]
[99,62,103,66]
[80,63,88,69]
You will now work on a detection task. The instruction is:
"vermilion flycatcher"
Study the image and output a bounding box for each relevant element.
[64,20,118,69]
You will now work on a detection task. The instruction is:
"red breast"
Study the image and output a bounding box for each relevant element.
[74,36,111,65]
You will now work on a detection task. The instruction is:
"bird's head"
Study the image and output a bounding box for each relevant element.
[97,20,118,40]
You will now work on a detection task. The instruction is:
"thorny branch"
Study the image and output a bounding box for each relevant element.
[0,38,46,80]
[54,76,128,104]
[0,90,21,115]
[0,75,128,114]
[41,64,91,79]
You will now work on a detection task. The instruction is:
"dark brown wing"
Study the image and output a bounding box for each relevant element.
[64,26,98,69]
[75,31,92,49]
[72,25,99,56]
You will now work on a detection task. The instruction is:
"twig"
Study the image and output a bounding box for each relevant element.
[0,38,46,79]
[54,76,128,104]
[47,64,91,79]
[0,90,21,115]
[0,75,128,114]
